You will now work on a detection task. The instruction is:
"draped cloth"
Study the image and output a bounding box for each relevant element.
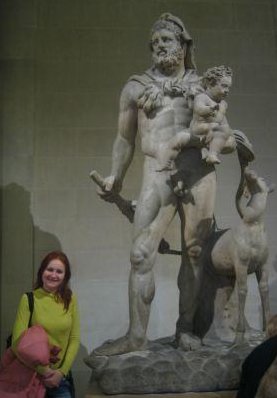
[0,325,50,398]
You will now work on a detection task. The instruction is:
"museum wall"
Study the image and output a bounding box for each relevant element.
[1,0,277,395]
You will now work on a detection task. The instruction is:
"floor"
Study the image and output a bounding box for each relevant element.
[85,386,238,398]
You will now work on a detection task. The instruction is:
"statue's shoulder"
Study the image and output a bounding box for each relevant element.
[128,70,157,86]
[122,70,158,103]
[119,73,149,104]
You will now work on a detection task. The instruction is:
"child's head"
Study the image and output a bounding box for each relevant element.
[203,65,232,88]
[202,65,233,102]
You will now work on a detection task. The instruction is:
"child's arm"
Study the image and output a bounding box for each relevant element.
[193,94,218,118]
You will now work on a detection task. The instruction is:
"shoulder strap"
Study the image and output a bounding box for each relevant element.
[25,291,34,328]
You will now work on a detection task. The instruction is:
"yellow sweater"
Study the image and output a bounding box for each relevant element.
[12,288,80,375]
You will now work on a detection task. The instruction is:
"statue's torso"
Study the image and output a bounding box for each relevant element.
[139,95,193,154]
[130,69,197,158]
[129,69,216,186]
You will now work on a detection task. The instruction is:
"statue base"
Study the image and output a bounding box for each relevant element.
[85,382,237,397]
[84,331,264,395]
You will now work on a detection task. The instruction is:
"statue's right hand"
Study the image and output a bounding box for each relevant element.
[102,176,116,192]
[97,176,122,201]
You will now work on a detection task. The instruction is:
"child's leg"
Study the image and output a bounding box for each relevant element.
[205,130,229,164]
[157,131,196,171]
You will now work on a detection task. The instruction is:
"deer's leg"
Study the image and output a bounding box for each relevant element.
[256,265,270,331]
[234,261,248,344]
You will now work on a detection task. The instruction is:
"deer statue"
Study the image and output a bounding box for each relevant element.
[211,168,274,344]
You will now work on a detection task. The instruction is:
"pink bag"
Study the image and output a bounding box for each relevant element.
[0,325,49,397]
[0,356,45,398]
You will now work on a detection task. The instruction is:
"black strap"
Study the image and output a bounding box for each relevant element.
[6,291,34,348]
[25,291,34,327]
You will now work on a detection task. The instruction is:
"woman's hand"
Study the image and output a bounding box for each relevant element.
[43,369,64,388]
[50,345,61,364]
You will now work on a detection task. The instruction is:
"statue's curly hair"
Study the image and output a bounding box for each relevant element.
[149,13,192,50]
[149,13,197,70]
[150,21,184,48]
[202,65,232,88]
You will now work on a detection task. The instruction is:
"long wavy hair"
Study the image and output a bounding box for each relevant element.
[35,251,72,311]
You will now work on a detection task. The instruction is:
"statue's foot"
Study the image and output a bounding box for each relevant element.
[178,332,202,351]
[93,335,147,356]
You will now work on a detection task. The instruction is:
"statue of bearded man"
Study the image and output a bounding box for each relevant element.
[95,13,233,356]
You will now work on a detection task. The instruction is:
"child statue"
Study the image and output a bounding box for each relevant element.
[156,65,236,170]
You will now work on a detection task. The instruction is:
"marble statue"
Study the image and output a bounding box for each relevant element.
[91,12,250,356]
[94,12,217,355]
[189,65,235,165]
[85,12,273,394]
[211,168,273,344]
[156,65,236,171]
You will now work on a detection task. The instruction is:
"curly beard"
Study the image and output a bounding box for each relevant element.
[152,47,184,73]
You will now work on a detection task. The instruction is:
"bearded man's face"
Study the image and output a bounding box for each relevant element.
[151,29,185,73]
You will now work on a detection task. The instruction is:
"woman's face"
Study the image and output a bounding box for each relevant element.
[42,259,66,293]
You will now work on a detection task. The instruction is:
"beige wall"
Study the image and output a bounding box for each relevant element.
[1,0,277,395]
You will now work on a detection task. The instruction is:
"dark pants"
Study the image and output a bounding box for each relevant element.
[46,372,75,398]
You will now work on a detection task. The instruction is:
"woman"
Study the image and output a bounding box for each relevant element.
[12,251,80,398]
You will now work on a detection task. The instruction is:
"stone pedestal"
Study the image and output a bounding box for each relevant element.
[85,332,264,395]
[85,383,237,398]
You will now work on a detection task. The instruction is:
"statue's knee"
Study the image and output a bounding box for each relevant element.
[130,244,152,273]
[130,247,144,268]
[130,242,155,304]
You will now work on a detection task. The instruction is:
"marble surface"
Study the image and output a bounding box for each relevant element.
[85,391,237,398]
[85,332,263,394]
[85,381,237,398]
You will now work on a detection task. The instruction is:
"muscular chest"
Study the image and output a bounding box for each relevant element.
[138,95,192,139]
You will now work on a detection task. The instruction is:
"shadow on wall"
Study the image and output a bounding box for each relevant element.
[73,343,91,398]
[2,182,62,279]
[0,182,62,350]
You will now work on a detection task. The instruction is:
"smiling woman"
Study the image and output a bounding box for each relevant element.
[42,259,66,293]
[11,251,80,398]
[35,251,73,311]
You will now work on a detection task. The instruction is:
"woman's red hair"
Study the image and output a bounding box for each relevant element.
[35,251,72,310]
